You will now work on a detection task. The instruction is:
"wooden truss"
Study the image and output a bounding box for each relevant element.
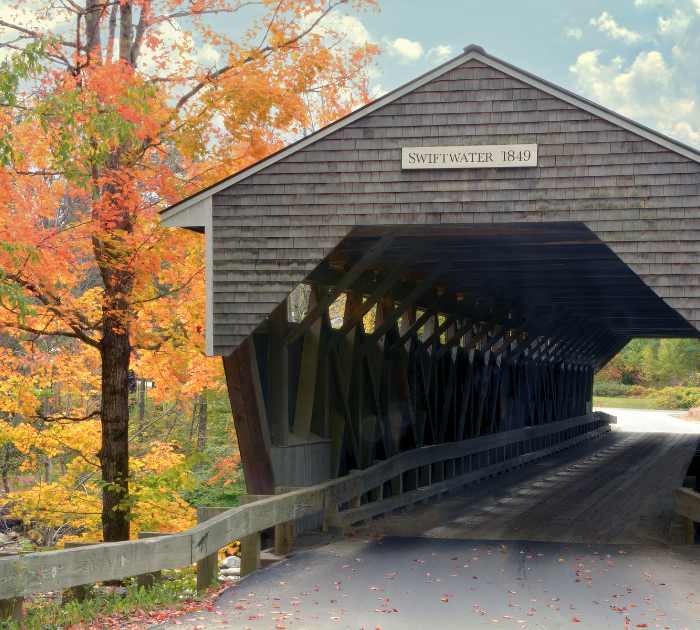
[224,224,697,491]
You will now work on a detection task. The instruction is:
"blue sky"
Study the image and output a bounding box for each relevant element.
[338,0,700,148]
[2,0,699,148]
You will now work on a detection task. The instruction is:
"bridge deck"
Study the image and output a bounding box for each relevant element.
[156,432,700,630]
[363,432,697,546]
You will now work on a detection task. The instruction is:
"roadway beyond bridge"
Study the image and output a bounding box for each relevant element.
[156,412,700,630]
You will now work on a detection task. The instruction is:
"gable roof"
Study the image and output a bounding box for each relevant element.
[160,43,700,225]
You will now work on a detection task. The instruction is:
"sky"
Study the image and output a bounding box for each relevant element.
[333,0,700,149]
[2,0,700,149]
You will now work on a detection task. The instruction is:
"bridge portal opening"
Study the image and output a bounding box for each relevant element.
[237,222,696,494]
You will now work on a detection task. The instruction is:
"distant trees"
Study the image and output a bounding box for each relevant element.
[598,338,700,388]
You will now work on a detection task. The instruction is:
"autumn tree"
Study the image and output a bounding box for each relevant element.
[0,0,379,541]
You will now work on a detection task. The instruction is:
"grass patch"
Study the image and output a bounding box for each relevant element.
[6,569,226,630]
[593,396,660,410]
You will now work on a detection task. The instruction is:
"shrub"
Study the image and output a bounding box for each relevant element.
[687,407,700,420]
[593,382,648,397]
[653,387,700,410]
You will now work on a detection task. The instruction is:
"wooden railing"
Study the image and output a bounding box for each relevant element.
[0,412,614,619]
[674,459,699,546]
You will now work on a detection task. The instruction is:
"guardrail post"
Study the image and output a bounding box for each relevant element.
[0,550,22,624]
[348,469,362,508]
[367,473,384,524]
[239,496,264,577]
[323,504,339,533]
[196,507,232,592]
[240,531,261,577]
[274,487,302,555]
[136,532,174,589]
[0,596,21,624]
[61,541,99,603]
[391,473,402,499]
[418,464,431,489]
[681,516,695,545]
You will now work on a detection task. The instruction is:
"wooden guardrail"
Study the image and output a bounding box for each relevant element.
[674,479,699,546]
[0,411,614,620]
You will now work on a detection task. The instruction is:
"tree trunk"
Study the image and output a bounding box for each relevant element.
[186,393,198,459]
[137,378,146,443]
[99,316,131,542]
[196,393,207,454]
[1,444,10,494]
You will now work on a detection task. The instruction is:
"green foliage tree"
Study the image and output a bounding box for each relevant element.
[597,338,700,389]
[641,339,700,388]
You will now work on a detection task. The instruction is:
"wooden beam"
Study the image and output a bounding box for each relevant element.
[505,311,575,366]
[389,271,471,352]
[432,293,506,360]
[595,335,631,370]
[328,336,360,474]
[541,317,591,363]
[292,291,322,441]
[283,235,396,347]
[223,338,276,495]
[457,306,508,356]
[267,300,289,447]
[492,317,532,358]
[415,285,495,357]
[360,259,452,353]
[325,249,424,353]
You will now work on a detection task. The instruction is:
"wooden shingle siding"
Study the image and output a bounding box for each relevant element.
[208,58,699,356]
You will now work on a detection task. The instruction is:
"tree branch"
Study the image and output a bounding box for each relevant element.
[37,409,101,424]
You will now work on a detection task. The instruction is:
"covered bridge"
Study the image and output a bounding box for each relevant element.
[161,45,700,504]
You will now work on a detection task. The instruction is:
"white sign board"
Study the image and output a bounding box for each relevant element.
[402,144,537,170]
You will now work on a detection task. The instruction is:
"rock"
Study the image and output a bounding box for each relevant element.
[0,533,12,544]
[111,587,129,600]
[220,555,240,569]
[0,516,23,533]
[220,567,240,577]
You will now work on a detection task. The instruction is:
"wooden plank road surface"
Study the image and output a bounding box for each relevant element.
[348,432,698,546]
[152,432,700,630]
[154,538,700,630]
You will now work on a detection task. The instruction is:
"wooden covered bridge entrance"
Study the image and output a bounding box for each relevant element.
[161,45,700,508]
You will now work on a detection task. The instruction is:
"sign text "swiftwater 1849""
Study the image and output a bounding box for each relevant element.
[401,144,537,170]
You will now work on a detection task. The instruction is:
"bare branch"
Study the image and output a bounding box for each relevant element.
[172,0,350,114]
[16,322,102,348]
[37,410,101,423]
[0,19,41,39]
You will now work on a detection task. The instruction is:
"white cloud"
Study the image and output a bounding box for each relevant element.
[657,9,691,34]
[381,38,454,66]
[383,37,424,64]
[564,27,583,39]
[311,13,374,46]
[569,48,700,147]
[590,12,643,44]
[428,45,454,63]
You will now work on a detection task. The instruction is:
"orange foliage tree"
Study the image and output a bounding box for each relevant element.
[0,0,379,541]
